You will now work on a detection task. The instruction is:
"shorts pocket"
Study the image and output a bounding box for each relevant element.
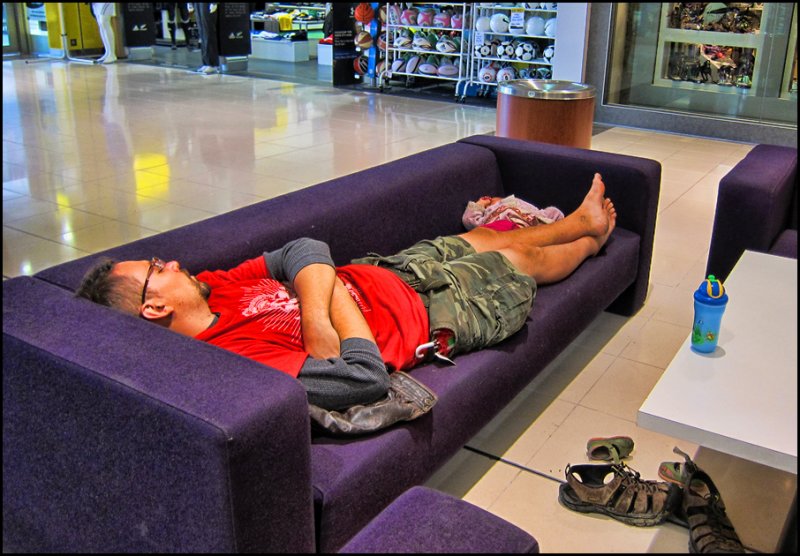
[486,272,536,346]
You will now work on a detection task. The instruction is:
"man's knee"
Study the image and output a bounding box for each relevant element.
[498,244,543,277]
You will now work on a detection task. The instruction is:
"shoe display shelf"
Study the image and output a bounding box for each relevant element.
[379,3,472,98]
[465,3,558,100]
[653,3,769,95]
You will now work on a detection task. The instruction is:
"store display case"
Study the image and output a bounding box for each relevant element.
[610,2,796,127]
[653,3,768,94]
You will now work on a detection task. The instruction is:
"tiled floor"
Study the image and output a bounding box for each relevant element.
[3,59,791,552]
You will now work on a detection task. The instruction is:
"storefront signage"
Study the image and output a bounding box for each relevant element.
[218,3,251,56]
[122,3,155,47]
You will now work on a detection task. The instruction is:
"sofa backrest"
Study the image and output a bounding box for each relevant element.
[707,144,797,281]
[34,142,504,292]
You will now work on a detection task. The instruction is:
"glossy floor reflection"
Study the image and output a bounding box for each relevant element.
[4,59,788,553]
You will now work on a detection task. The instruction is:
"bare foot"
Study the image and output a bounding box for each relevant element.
[589,198,616,255]
[576,173,610,236]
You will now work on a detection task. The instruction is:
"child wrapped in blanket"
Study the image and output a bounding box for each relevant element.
[462,195,565,232]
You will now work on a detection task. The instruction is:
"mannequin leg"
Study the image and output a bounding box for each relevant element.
[97,14,117,63]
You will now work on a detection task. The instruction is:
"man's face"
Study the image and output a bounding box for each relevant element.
[115,259,211,310]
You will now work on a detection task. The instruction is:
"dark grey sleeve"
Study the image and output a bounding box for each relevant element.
[297,337,390,411]
[264,237,334,283]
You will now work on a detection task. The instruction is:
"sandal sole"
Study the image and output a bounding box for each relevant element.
[558,482,670,527]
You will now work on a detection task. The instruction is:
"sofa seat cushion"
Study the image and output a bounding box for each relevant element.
[339,486,539,553]
[769,229,798,259]
[309,227,641,552]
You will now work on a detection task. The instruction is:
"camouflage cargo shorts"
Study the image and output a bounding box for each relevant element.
[352,235,536,356]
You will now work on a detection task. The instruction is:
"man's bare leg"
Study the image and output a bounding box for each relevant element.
[497,198,617,284]
[459,173,611,253]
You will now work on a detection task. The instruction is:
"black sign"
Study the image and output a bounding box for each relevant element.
[218,3,251,56]
[332,4,358,86]
[122,3,155,47]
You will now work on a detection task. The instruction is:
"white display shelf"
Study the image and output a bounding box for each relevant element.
[379,3,471,97]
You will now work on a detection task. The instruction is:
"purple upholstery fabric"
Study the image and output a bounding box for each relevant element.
[458,135,661,316]
[706,144,798,281]
[5,137,659,552]
[339,486,539,553]
[3,277,315,552]
[769,229,797,259]
[310,229,640,552]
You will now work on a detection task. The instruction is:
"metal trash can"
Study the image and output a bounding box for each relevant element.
[496,80,596,149]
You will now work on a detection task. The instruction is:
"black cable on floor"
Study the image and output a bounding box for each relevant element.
[463,445,566,484]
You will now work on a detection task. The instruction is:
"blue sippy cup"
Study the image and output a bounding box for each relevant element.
[691,275,728,353]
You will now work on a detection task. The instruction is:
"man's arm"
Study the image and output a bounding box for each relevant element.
[265,238,339,357]
[264,238,376,359]
[266,240,388,411]
[293,263,340,359]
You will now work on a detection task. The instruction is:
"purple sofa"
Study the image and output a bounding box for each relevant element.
[706,144,798,282]
[3,135,661,552]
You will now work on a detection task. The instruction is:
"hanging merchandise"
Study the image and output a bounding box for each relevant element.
[277,13,293,31]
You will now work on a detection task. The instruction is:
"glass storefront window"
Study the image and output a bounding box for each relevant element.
[605,3,797,127]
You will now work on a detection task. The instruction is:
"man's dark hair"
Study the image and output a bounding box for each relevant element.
[75,258,142,316]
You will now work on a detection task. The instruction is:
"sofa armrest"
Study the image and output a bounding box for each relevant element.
[3,277,315,553]
[458,135,661,315]
[706,144,798,281]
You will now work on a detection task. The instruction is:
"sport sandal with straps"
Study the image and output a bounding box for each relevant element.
[587,435,635,464]
[558,463,681,527]
[668,447,745,554]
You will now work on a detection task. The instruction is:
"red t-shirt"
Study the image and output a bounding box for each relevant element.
[194,256,429,377]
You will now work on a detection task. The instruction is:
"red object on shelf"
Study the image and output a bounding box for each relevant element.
[355,3,374,25]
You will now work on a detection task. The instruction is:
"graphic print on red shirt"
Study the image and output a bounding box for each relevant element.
[194,256,429,377]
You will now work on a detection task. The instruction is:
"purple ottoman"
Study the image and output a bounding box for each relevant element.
[339,487,539,553]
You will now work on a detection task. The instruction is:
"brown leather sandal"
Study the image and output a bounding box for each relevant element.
[558,463,681,527]
[670,447,745,553]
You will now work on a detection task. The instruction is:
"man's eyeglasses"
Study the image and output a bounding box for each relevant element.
[141,257,165,305]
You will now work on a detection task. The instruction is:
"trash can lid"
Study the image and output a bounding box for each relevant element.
[497,79,596,100]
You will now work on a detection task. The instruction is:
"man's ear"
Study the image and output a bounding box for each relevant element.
[140,303,174,321]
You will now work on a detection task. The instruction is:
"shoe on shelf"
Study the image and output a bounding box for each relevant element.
[666,447,745,553]
[558,462,681,527]
[101,56,117,64]
[586,436,635,464]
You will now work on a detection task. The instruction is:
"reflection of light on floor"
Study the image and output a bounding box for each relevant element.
[134,153,169,195]
[54,193,74,235]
